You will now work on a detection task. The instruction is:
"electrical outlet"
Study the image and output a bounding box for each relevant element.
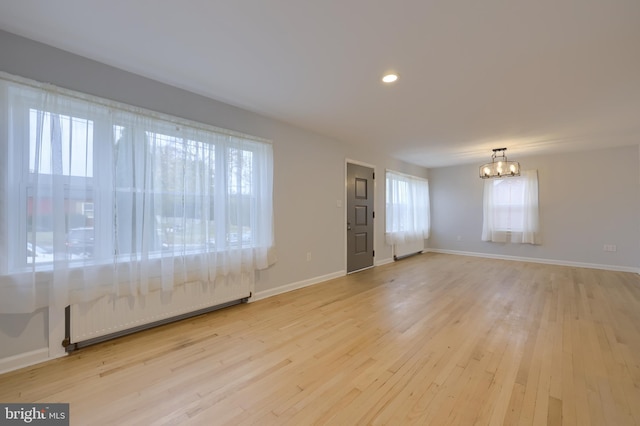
[456,235,462,241]
[603,244,617,252]
[307,252,311,261]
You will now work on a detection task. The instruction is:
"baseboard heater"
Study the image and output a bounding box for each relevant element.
[63,280,251,352]
[393,239,425,261]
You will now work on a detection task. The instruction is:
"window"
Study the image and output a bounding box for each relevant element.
[481,170,539,244]
[24,109,95,262]
[385,170,430,245]
[82,203,94,219]
[0,74,275,311]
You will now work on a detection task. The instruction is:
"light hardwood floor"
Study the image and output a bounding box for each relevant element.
[1,253,640,425]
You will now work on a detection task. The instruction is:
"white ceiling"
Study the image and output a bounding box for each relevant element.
[1,0,639,168]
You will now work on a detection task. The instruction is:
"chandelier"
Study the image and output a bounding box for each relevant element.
[479,148,520,179]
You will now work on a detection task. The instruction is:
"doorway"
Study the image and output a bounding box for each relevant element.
[346,162,375,273]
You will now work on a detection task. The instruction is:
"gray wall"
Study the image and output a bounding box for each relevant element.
[429,145,640,268]
[0,30,426,359]
[0,309,47,358]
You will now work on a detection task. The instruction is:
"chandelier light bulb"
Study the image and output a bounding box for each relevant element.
[479,148,521,179]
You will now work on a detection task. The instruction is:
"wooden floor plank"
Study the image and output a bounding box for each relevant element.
[1,253,639,425]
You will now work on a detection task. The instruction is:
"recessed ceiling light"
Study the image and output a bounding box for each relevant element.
[382,73,398,83]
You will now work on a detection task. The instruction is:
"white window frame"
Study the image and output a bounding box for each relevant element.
[2,73,274,274]
[481,170,540,244]
[385,170,431,245]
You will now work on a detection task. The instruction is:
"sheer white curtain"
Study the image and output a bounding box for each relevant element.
[385,170,430,245]
[0,73,276,314]
[482,169,539,244]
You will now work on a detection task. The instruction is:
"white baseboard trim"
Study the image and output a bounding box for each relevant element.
[251,270,346,302]
[426,248,640,273]
[0,348,52,375]
[376,257,394,267]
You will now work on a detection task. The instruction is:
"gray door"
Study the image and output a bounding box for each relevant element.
[347,163,374,273]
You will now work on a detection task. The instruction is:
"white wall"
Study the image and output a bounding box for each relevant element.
[429,145,640,270]
[0,30,427,363]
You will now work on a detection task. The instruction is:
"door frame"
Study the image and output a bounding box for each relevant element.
[345,159,377,274]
